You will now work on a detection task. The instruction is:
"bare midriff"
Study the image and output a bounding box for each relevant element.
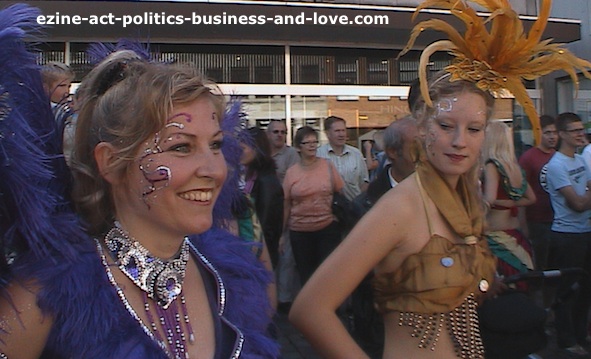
[382,312,458,359]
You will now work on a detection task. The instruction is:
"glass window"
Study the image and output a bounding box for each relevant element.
[231,67,250,83]
[206,68,223,83]
[254,66,274,84]
[238,95,286,129]
[397,51,452,85]
[367,59,390,85]
[335,58,358,84]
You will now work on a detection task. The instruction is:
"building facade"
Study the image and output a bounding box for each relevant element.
[18,0,586,148]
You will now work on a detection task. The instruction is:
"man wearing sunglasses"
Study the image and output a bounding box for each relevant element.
[267,119,299,184]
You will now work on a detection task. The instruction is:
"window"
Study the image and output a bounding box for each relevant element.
[230,67,249,83]
[254,66,274,84]
[335,58,358,84]
[367,59,389,85]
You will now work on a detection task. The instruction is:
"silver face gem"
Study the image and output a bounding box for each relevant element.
[433,97,458,118]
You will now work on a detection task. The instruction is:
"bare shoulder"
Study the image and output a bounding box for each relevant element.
[374,176,421,220]
[359,175,431,270]
[0,281,52,358]
[359,176,425,248]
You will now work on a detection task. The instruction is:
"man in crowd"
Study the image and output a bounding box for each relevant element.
[519,115,557,274]
[267,119,299,183]
[351,116,418,357]
[266,119,300,312]
[317,116,369,201]
[545,112,591,357]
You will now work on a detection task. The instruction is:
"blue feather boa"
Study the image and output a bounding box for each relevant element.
[0,4,279,357]
[24,228,279,358]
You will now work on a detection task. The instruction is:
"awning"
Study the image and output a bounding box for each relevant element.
[11,0,582,49]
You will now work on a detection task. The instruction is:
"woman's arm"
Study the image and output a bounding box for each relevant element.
[484,163,536,208]
[258,240,277,311]
[289,189,413,358]
[328,160,345,194]
[514,180,536,207]
[363,141,378,172]
[0,282,53,358]
[483,162,500,206]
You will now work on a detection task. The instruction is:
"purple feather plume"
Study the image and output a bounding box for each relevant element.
[212,96,249,228]
[0,6,278,357]
[0,4,85,284]
[86,39,152,65]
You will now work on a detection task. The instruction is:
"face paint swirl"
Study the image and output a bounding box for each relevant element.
[138,118,188,205]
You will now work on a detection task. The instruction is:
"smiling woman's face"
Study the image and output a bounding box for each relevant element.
[113,96,227,239]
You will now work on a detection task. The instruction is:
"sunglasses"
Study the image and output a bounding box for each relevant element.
[272,130,287,135]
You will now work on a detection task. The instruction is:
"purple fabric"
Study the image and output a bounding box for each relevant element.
[0,4,80,277]
[30,229,278,358]
[0,5,278,357]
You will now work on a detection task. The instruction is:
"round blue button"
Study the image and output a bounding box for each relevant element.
[440,257,454,267]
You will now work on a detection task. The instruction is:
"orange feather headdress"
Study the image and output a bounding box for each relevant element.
[398,0,591,144]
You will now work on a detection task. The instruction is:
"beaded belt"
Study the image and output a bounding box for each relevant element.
[398,293,485,358]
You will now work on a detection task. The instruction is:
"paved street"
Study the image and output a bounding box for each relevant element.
[276,310,321,359]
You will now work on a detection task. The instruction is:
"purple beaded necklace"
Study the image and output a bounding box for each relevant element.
[105,222,195,358]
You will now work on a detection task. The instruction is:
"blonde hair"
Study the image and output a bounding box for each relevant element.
[40,61,74,86]
[71,51,224,235]
[482,121,520,175]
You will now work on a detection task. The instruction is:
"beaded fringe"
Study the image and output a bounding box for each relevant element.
[398,294,485,358]
[143,291,195,359]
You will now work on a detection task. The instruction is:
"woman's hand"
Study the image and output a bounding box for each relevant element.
[278,232,288,255]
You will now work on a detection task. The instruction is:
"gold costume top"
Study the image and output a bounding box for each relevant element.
[372,163,496,315]
[371,168,496,358]
[372,232,495,314]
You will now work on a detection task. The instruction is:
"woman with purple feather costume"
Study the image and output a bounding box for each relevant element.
[0,4,279,359]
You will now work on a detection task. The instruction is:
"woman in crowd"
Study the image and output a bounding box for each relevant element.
[290,0,591,356]
[232,126,281,309]
[0,8,278,357]
[290,72,497,358]
[282,125,344,285]
[240,126,284,269]
[482,121,536,288]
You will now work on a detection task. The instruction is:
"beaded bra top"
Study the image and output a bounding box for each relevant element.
[372,174,496,314]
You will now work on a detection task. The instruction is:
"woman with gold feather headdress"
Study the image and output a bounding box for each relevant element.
[399,0,591,145]
[289,1,591,358]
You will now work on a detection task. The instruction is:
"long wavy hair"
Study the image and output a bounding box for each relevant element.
[244,126,277,179]
[482,121,520,175]
[71,50,224,235]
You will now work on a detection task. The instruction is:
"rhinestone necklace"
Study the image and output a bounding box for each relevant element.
[104,222,190,309]
[104,222,195,358]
